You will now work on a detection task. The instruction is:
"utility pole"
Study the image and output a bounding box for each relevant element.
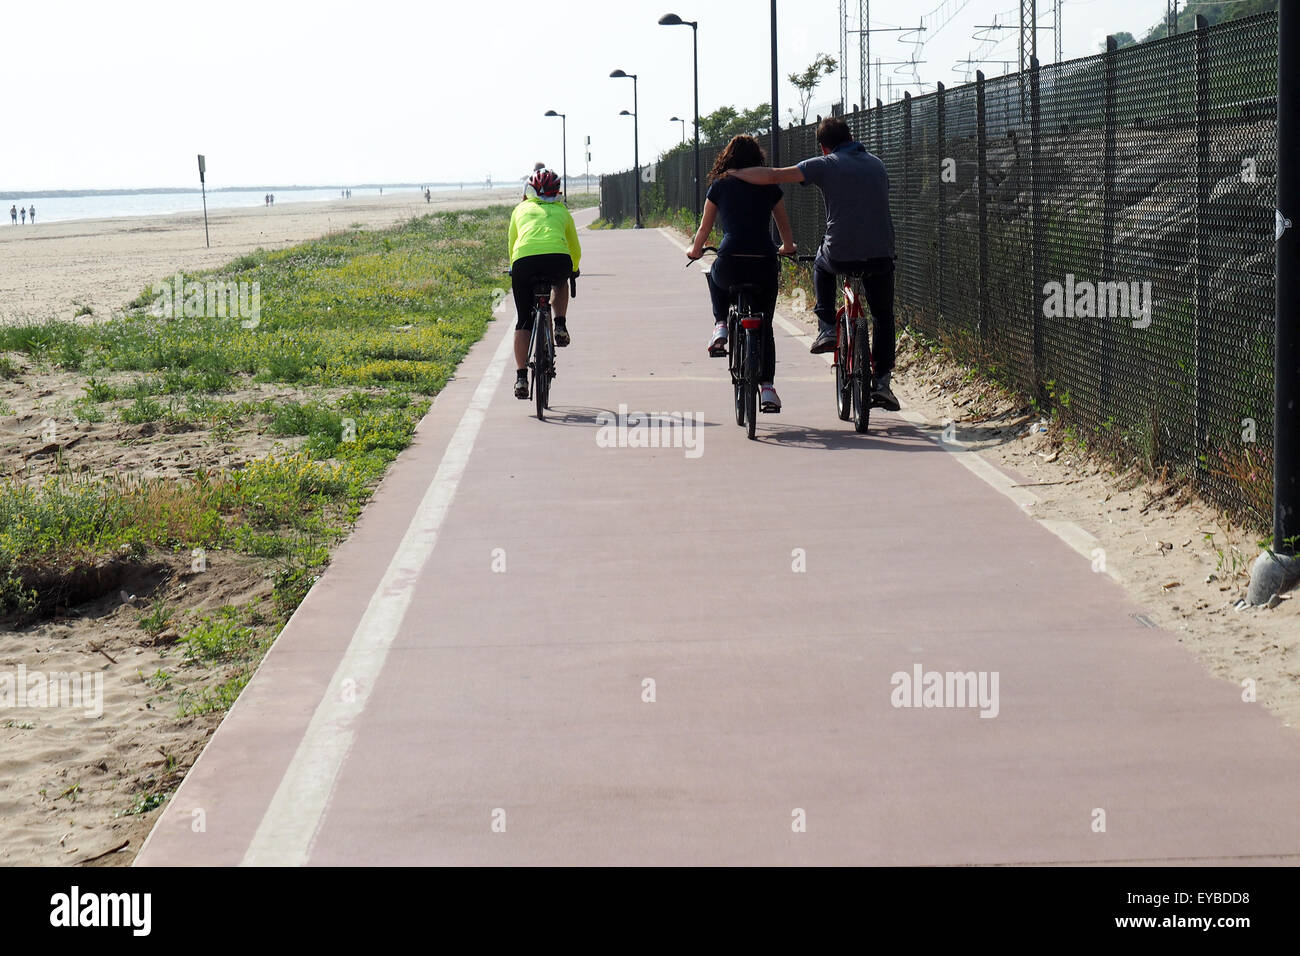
[1053,0,1062,63]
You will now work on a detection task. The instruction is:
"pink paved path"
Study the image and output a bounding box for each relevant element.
[138,213,1300,866]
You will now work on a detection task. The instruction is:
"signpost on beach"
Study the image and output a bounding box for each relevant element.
[197,154,210,248]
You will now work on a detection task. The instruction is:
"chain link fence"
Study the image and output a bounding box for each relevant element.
[599,12,1279,525]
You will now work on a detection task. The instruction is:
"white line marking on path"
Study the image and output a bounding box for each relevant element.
[653,226,1121,583]
[241,320,515,866]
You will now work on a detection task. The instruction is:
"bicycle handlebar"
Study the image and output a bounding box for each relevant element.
[686,246,797,268]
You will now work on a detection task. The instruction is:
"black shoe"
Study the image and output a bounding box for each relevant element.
[809,329,837,354]
[871,378,901,411]
[554,319,570,347]
[514,375,529,399]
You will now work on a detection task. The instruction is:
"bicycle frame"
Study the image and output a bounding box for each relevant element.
[527,280,560,420]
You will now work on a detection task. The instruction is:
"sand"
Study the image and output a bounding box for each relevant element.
[0,188,517,866]
[0,187,521,325]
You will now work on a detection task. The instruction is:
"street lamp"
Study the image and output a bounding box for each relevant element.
[670,116,687,143]
[770,0,779,167]
[543,110,567,200]
[658,13,700,218]
[610,69,642,228]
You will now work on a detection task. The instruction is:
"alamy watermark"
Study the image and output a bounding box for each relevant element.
[1042,273,1151,328]
[151,272,261,328]
[596,404,704,459]
[890,663,1000,718]
[1,664,103,718]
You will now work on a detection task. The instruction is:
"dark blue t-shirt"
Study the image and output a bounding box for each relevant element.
[706,177,782,257]
[796,141,895,261]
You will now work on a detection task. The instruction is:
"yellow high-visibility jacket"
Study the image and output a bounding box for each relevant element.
[508,197,582,271]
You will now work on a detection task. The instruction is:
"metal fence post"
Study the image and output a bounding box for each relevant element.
[903,92,913,313]
[1101,36,1118,418]
[1030,55,1044,400]
[1194,14,1210,490]
[1274,1,1299,552]
[936,82,946,324]
[976,71,989,350]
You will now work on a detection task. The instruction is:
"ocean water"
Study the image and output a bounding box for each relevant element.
[0,184,518,226]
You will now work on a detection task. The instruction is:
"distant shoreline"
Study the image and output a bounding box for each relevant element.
[1,178,600,201]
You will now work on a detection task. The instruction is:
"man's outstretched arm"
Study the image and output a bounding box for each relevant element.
[727,165,805,185]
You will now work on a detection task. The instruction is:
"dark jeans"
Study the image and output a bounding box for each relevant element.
[813,250,896,376]
[706,254,778,383]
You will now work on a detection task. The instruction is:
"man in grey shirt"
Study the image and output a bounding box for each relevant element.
[724,116,899,411]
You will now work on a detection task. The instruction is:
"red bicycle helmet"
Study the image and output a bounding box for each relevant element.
[528,167,562,199]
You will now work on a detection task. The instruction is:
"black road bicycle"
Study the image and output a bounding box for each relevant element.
[798,256,874,433]
[509,271,577,420]
[688,247,773,440]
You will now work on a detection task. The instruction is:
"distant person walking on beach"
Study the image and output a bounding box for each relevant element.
[425,188,431,202]
[9,205,15,225]
[29,205,35,224]
[20,207,26,224]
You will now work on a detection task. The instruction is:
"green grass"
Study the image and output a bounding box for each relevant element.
[0,207,511,395]
[0,207,510,624]
[177,673,250,716]
[182,606,259,663]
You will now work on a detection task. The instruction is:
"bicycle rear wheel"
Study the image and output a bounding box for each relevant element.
[852,317,871,434]
[534,308,551,420]
[729,309,745,427]
[835,308,852,421]
[744,329,759,440]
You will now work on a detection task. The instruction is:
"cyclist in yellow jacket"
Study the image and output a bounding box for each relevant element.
[508,168,582,399]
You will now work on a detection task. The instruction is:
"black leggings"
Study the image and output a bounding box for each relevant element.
[511,252,573,330]
[705,255,779,383]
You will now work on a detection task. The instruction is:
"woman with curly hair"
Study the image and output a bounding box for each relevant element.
[687,134,796,413]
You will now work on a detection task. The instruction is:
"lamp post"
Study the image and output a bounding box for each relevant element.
[543,110,567,200]
[611,69,642,228]
[658,13,700,218]
[770,0,779,167]
[670,116,687,143]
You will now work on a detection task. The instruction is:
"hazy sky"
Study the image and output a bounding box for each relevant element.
[1,0,1175,192]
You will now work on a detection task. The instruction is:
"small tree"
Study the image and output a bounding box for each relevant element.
[788,53,838,126]
[699,105,740,143]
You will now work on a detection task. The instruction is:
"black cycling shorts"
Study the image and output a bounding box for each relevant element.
[511,253,573,330]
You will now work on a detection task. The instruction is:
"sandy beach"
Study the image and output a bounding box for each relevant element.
[0,187,520,325]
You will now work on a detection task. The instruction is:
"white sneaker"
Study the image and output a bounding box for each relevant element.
[708,322,728,357]
[760,384,781,413]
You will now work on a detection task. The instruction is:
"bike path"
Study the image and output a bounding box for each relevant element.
[138,213,1300,865]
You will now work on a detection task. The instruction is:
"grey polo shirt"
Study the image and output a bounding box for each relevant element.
[796,141,896,262]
